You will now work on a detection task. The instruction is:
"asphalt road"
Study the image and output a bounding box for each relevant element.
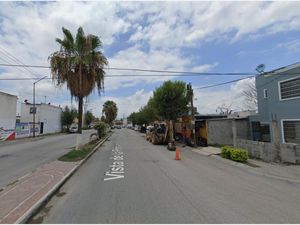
[0,130,95,188]
[35,129,300,223]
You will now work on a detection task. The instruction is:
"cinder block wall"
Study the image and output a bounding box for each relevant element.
[237,138,300,164]
[280,144,300,164]
[207,120,233,146]
[207,119,249,146]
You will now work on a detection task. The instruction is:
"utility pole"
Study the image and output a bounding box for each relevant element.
[32,76,47,137]
[187,83,197,146]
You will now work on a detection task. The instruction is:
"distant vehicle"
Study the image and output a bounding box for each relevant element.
[127,124,133,129]
[69,126,78,133]
[146,126,154,142]
[141,125,146,133]
[116,125,122,129]
[134,126,140,131]
[111,125,115,129]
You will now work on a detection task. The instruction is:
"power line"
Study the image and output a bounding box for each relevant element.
[0,71,259,80]
[0,63,255,76]
[0,55,29,75]
[0,73,255,80]
[105,67,255,76]
[194,75,255,89]
[0,47,41,76]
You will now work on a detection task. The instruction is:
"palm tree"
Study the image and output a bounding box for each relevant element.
[102,100,118,125]
[49,27,108,134]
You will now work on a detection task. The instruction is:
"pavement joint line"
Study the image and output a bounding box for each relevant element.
[8,133,112,224]
[190,148,300,183]
[209,154,300,183]
[0,174,52,199]
[0,175,54,223]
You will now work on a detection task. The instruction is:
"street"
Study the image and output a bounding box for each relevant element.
[32,129,300,224]
[0,130,95,188]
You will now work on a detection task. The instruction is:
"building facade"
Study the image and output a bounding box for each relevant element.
[20,103,62,134]
[0,91,17,130]
[250,62,300,144]
[0,91,17,141]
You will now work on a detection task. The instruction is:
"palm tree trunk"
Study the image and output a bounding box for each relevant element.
[78,96,83,134]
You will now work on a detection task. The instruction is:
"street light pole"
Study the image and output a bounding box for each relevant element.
[32,76,48,137]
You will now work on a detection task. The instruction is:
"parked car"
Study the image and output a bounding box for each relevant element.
[69,126,78,133]
[141,125,146,133]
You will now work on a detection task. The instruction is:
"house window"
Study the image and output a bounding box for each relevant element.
[263,89,268,99]
[251,121,270,142]
[283,120,300,144]
[280,77,300,100]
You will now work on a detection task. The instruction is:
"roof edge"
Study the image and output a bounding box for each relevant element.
[263,61,300,77]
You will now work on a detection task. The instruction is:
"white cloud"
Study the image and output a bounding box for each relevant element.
[123,1,300,49]
[104,44,217,90]
[86,89,153,118]
[1,1,300,117]
[194,78,255,114]
[277,40,300,53]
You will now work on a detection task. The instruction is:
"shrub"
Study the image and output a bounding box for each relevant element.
[221,146,231,159]
[94,121,108,138]
[230,149,248,162]
[221,146,248,162]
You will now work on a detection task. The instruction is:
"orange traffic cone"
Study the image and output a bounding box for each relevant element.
[175,148,180,160]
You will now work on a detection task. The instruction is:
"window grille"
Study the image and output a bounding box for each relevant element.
[283,120,300,144]
[280,77,300,100]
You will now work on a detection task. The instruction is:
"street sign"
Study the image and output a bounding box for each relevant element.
[30,107,36,114]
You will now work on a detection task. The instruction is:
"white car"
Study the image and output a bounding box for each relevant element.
[69,126,78,133]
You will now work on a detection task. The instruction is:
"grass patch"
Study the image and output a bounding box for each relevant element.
[58,141,97,162]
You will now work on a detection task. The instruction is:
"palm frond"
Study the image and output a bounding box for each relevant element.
[75,27,85,54]
[62,27,74,45]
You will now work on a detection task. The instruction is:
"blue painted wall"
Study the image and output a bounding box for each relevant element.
[251,66,300,143]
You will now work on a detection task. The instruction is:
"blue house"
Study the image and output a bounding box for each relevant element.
[250,62,300,144]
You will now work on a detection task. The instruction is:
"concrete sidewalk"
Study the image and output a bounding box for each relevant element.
[0,133,111,224]
[0,161,78,224]
[186,145,300,183]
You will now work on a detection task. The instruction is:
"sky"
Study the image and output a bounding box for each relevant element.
[1,1,300,118]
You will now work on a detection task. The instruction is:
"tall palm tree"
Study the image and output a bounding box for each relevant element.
[49,27,108,134]
[102,100,118,125]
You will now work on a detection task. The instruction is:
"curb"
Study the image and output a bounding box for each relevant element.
[210,154,300,184]
[16,133,112,224]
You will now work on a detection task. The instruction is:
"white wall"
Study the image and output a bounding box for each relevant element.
[20,103,36,123]
[0,92,17,130]
[40,104,62,134]
[21,103,62,134]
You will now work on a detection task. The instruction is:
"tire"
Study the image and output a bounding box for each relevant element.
[152,135,158,145]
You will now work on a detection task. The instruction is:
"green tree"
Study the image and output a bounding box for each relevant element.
[100,115,106,122]
[102,100,118,125]
[128,112,138,126]
[152,80,189,120]
[61,106,78,131]
[49,27,108,134]
[84,110,95,127]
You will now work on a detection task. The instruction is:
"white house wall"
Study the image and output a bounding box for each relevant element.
[20,103,62,134]
[40,104,61,134]
[0,92,17,130]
